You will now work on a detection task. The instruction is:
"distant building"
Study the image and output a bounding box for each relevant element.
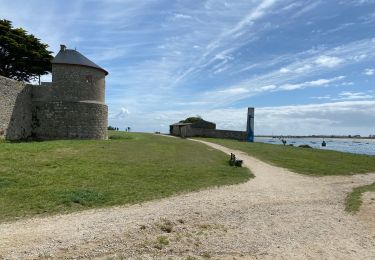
[0,44,108,140]
[170,107,255,141]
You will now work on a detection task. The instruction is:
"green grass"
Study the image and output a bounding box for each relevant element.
[195,138,375,176]
[345,182,375,213]
[0,132,250,222]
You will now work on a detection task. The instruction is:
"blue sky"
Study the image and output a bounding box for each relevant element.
[1,0,375,135]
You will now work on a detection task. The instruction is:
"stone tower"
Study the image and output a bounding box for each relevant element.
[31,44,108,139]
[246,107,254,142]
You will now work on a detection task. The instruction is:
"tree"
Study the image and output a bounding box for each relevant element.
[0,19,53,82]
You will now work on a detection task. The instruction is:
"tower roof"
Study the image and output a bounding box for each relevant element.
[52,45,108,75]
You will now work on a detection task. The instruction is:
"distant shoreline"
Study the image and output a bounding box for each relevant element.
[256,135,375,139]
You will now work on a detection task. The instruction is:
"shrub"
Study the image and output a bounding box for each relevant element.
[179,117,216,129]
[298,144,312,148]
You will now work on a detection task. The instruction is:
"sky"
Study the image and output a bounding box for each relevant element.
[1,0,375,136]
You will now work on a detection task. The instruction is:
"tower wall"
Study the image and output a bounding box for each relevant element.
[31,64,108,140]
[31,101,108,140]
[0,46,109,141]
[51,64,106,102]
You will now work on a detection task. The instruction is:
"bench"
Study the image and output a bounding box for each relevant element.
[229,153,243,167]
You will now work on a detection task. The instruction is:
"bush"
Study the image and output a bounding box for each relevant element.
[179,117,216,129]
[298,144,312,148]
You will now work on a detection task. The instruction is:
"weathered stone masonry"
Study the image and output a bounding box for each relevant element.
[0,45,108,140]
[0,77,32,140]
[170,108,254,141]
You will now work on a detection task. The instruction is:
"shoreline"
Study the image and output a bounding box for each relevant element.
[257,136,375,140]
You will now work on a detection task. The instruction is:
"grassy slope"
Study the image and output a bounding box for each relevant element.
[195,138,375,176]
[345,182,375,213]
[0,132,250,222]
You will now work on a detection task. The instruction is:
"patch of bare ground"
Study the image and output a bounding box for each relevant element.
[0,139,374,259]
[357,191,375,233]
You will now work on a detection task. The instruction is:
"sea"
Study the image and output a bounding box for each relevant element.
[255,137,375,156]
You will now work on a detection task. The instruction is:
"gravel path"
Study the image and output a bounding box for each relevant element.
[0,139,374,259]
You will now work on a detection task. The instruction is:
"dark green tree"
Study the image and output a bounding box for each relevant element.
[0,19,53,82]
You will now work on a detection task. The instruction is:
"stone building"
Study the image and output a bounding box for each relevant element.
[170,108,255,141]
[0,45,108,140]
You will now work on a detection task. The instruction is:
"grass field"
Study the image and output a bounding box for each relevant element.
[345,182,375,213]
[195,138,375,176]
[0,132,250,222]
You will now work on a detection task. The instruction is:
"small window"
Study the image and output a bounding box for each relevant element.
[85,75,93,84]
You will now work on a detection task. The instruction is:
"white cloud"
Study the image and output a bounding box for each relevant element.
[277,77,343,91]
[225,0,278,37]
[198,37,375,107]
[111,107,130,119]
[255,100,375,135]
[113,101,375,135]
[279,67,290,73]
[218,87,249,94]
[173,0,281,84]
[335,91,373,100]
[171,13,193,20]
[363,68,375,75]
[311,95,331,100]
[260,85,277,91]
[315,55,343,68]
[291,1,322,18]
[295,64,312,73]
[197,75,346,108]
[341,81,354,86]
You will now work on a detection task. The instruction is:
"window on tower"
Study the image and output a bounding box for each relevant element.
[85,75,93,84]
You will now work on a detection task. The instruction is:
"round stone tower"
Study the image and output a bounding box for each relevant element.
[31,45,108,140]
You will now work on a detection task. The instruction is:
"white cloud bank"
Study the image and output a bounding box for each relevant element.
[109,100,375,136]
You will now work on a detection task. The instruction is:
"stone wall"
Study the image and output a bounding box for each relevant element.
[170,124,192,137]
[189,128,247,141]
[32,101,108,140]
[32,83,54,101]
[170,123,247,141]
[0,76,32,140]
[1,62,108,141]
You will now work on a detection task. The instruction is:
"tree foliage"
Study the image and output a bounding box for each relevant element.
[0,19,53,82]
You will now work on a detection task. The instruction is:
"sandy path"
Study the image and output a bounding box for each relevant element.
[0,139,375,259]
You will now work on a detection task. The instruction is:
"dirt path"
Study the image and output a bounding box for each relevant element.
[1,140,374,259]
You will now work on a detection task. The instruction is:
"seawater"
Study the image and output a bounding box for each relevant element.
[255,137,375,156]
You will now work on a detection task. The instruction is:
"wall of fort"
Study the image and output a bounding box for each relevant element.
[32,101,108,140]
[189,128,247,141]
[170,124,247,141]
[0,68,108,141]
[0,76,32,140]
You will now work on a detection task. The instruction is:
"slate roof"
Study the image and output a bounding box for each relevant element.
[52,47,108,75]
